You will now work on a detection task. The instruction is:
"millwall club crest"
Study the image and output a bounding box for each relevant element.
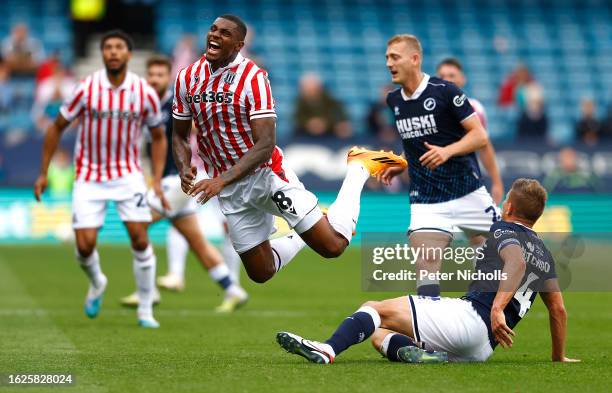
[224,71,236,85]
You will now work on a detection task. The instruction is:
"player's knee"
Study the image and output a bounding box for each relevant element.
[130,234,150,252]
[318,239,347,258]
[361,300,381,312]
[76,243,95,258]
[244,262,275,284]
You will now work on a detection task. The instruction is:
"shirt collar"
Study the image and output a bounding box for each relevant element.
[100,70,132,90]
[207,52,244,74]
[401,73,430,101]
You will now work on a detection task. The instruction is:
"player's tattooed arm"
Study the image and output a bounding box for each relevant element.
[172,118,197,194]
[149,125,171,210]
[34,114,70,201]
[540,282,579,362]
[419,115,488,170]
[490,243,527,349]
[189,117,276,205]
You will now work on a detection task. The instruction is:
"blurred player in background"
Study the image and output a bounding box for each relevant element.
[277,179,579,364]
[436,57,504,205]
[34,30,166,328]
[379,35,499,297]
[120,55,247,312]
[172,15,406,284]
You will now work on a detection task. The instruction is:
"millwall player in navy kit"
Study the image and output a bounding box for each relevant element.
[379,35,499,297]
[276,179,579,364]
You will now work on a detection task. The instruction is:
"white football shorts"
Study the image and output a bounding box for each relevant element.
[146,174,199,220]
[409,186,501,237]
[211,163,323,254]
[72,173,152,229]
[408,295,493,362]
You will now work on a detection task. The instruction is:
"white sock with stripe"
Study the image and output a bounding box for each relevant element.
[326,162,370,242]
[76,249,104,288]
[270,233,306,272]
[133,245,156,320]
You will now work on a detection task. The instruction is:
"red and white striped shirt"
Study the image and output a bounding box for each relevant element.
[172,53,280,179]
[60,69,162,182]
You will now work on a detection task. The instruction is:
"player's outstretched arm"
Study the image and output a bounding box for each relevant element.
[149,125,170,210]
[172,118,196,194]
[540,281,580,362]
[490,243,527,348]
[478,142,504,205]
[419,115,488,170]
[34,114,70,201]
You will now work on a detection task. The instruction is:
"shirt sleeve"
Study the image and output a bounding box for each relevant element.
[246,70,276,121]
[144,84,163,128]
[59,80,86,122]
[492,224,522,255]
[172,68,192,120]
[446,83,475,123]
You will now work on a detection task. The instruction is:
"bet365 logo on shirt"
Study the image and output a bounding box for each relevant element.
[186,91,234,104]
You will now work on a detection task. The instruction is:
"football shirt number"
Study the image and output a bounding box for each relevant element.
[514,272,539,318]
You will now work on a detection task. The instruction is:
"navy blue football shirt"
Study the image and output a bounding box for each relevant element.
[463,220,557,349]
[386,74,483,204]
[146,90,178,177]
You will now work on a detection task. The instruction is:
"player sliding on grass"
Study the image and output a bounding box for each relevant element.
[172,14,406,284]
[277,179,580,364]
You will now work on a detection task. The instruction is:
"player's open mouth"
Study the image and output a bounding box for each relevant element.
[208,41,222,55]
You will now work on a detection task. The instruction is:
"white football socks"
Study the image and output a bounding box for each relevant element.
[270,233,307,272]
[132,245,156,320]
[222,235,241,284]
[76,249,105,288]
[326,162,370,242]
[166,226,188,279]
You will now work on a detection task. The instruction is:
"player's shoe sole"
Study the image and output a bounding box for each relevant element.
[84,274,107,319]
[397,346,448,364]
[276,332,333,364]
[347,146,407,177]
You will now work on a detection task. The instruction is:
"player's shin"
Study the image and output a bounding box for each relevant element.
[270,233,307,272]
[132,245,157,320]
[222,235,241,283]
[166,226,188,280]
[324,305,382,358]
[378,332,418,362]
[76,249,105,288]
[326,162,370,242]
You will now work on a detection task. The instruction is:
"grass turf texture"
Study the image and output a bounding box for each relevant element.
[0,245,609,393]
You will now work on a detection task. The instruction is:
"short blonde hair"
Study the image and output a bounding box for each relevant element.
[509,178,548,223]
[387,34,422,56]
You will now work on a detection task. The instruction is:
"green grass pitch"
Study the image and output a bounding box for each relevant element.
[0,245,610,392]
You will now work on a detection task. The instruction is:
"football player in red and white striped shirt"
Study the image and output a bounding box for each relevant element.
[33,30,168,328]
[172,15,406,284]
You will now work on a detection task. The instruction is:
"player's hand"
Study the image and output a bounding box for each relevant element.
[491,181,504,205]
[179,166,197,194]
[189,176,226,205]
[376,166,404,186]
[419,142,451,170]
[491,308,515,348]
[554,356,581,363]
[153,181,171,211]
[33,174,48,202]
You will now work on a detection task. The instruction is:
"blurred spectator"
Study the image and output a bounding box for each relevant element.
[600,104,612,140]
[0,58,13,114]
[543,147,599,193]
[575,98,600,146]
[172,35,198,78]
[498,64,534,108]
[36,51,62,86]
[293,72,352,139]
[366,84,396,143]
[241,24,264,66]
[1,23,44,76]
[0,153,5,182]
[32,63,76,134]
[47,148,74,196]
[517,83,548,140]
